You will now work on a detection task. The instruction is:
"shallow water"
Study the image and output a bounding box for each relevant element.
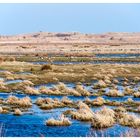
[96,53,140,58]
[30,61,140,65]
[1,80,140,137]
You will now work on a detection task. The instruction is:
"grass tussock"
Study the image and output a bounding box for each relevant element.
[119,113,140,128]
[24,86,40,95]
[39,86,56,95]
[35,97,65,110]
[13,108,22,116]
[41,64,53,71]
[0,80,6,90]
[114,106,126,113]
[70,101,94,121]
[61,97,73,105]
[133,92,140,98]
[105,100,122,106]
[124,87,134,95]
[94,80,107,89]
[6,96,32,107]
[53,82,81,96]
[0,106,9,114]
[90,97,105,106]
[107,89,123,97]
[76,85,90,96]
[46,116,71,126]
[91,107,115,129]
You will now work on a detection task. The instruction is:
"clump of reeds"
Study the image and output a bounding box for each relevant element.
[107,89,123,97]
[39,86,55,95]
[113,79,119,84]
[133,92,140,98]
[46,116,71,126]
[103,76,112,84]
[6,95,32,107]
[18,96,32,107]
[66,88,81,96]
[91,97,105,106]
[0,106,9,114]
[35,97,54,105]
[70,101,94,121]
[41,64,53,71]
[114,106,126,113]
[91,114,115,129]
[0,80,6,90]
[91,106,115,129]
[13,108,22,116]
[94,80,107,89]
[84,97,91,103]
[98,106,115,118]
[40,103,54,110]
[119,113,140,128]
[22,80,34,86]
[61,97,73,105]
[124,87,134,95]
[36,97,65,110]
[76,85,90,96]
[53,82,81,96]
[24,86,40,95]
[6,95,18,104]
[126,98,134,104]
[105,100,122,106]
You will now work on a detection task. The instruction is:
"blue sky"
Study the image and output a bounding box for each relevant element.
[0,3,140,35]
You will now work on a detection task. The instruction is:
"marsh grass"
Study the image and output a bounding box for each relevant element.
[133,92,140,98]
[91,107,115,129]
[46,117,71,126]
[24,86,40,95]
[94,80,107,89]
[6,96,32,108]
[36,97,65,110]
[90,97,105,106]
[118,113,140,128]
[41,64,53,71]
[70,101,94,121]
[106,89,123,97]
[13,108,22,116]
[76,84,90,96]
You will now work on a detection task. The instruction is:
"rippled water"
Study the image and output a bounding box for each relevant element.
[0,79,140,137]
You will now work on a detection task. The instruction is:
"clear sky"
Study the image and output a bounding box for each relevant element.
[0,3,140,35]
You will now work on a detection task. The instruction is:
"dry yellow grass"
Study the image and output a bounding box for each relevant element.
[46,117,71,126]
[107,89,123,97]
[70,101,94,121]
[6,95,32,107]
[94,80,107,89]
[13,108,22,116]
[124,87,134,95]
[133,92,140,98]
[61,97,73,104]
[91,107,115,128]
[91,97,105,106]
[76,85,90,96]
[24,86,40,95]
[119,113,140,128]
